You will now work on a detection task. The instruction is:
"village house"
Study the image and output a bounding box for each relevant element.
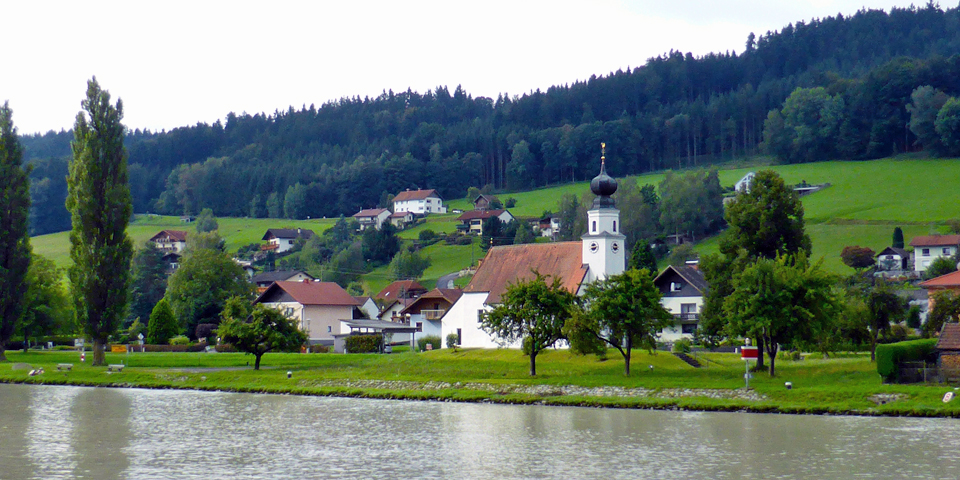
[875,246,911,271]
[388,211,414,229]
[399,288,463,344]
[443,150,625,348]
[653,265,708,342]
[456,209,515,235]
[261,228,315,254]
[150,230,188,253]
[250,270,315,292]
[375,280,428,321]
[254,280,361,345]
[919,270,960,311]
[538,215,561,239]
[473,194,501,211]
[352,208,391,231]
[909,235,960,273]
[392,189,447,215]
[353,296,379,319]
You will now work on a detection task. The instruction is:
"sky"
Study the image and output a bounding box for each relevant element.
[3,0,929,135]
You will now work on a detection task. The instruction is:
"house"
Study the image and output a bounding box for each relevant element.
[538,215,561,239]
[161,252,182,274]
[875,247,911,271]
[235,259,256,278]
[392,189,447,215]
[909,235,960,273]
[919,270,960,311]
[399,288,463,344]
[456,209,515,235]
[375,280,428,303]
[388,211,414,229]
[254,280,361,345]
[735,172,755,193]
[150,230,188,253]
[653,265,708,342]
[936,323,960,378]
[261,228,315,254]
[443,152,625,348]
[352,208,391,231]
[251,270,315,291]
[353,296,379,319]
[473,194,501,211]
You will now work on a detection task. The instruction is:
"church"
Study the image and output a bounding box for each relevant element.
[442,145,625,348]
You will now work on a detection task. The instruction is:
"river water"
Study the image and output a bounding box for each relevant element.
[1,383,958,479]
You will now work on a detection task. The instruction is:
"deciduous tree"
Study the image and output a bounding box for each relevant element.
[628,240,658,274]
[195,207,218,233]
[218,298,307,370]
[66,78,134,366]
[165,243,253,339]
[0,102,31,362]
[146,298,179,345]
[841,245,876,271]
[18,255,72,352]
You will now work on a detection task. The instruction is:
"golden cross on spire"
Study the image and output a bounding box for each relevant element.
[601,142,606,166]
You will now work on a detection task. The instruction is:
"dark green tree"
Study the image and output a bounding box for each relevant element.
[924,291,960,338]
[936,97,960,157]
[480,216,503,251]
[892,227,904,249]
[266,192,282,218]
[218,298,307,370]
[481,273,576,376]
[863,282,907,361]
[923,256,957,280]
[565,269,673,375]
[628,241,658,273]
[195,207,218,233]
[146,297,179,344]
[128,241,168,326]
[389,249,431,280]
[18,255,72,352]
[164,245,253,339]
[66,78,134,366]
[0,101,31,362]
[907,86,949,155]
[361,222,400,264]
[513,221,535,245]
[249,194,264,218]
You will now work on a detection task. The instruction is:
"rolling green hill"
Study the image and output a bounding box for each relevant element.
[30,157,960,293]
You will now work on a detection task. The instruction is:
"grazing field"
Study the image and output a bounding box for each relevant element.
[3,349,957,417]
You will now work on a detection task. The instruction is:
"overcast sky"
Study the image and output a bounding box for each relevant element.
[3,1,927,134]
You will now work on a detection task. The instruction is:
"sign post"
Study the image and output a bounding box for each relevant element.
[741,338,758,389]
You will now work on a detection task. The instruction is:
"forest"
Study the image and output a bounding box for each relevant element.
[19,3,960,236]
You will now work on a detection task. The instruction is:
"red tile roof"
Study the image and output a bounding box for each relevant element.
[150,230,188,242]
[920,270,960,288]
[375,280,427,300]
[457,209,507,221]
[353,208,389,218]
[393,189,440,202]
[910,235,960,247]
[389,211,412,218]
[255,281,360,306]
[465,242,587,304]
[937,323,960,351]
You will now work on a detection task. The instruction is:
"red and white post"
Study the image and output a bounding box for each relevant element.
[741,338,758,389]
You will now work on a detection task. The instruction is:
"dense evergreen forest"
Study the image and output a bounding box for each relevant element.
[20,3,960,235]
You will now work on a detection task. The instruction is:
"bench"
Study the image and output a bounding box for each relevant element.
[57,364,73,371]
[107,364,124,372]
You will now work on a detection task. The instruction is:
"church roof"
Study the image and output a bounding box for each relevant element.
[465,242,587,304]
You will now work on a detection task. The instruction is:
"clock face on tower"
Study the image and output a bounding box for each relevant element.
[589,242,599,253]
[611,242,620,253]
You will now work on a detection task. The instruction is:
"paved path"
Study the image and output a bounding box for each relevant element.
[437,272,459,289]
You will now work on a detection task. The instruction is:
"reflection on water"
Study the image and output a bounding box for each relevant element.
[1,383,959,479]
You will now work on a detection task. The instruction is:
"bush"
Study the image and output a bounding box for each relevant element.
[169,335,191,346]
[885,324,910,343]
[309,344,330,353]
[345,334,382,353]
[505,197,517,208]
[144,344,191,352]
[456,236,473,246]
[875,338,938,381]
[215,344,237,353]
[417,335,442,352]
[446,333,459,349]
[672,338,692,353]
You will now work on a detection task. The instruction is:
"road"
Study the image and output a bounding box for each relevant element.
[437,272,459,289]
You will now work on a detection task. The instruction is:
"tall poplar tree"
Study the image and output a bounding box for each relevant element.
[0,102,31,362]
[66,78,133,366]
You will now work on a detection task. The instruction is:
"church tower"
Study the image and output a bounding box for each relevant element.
[581,143,626,282]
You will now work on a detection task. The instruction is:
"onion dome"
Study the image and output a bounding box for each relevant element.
[590,142,617,208]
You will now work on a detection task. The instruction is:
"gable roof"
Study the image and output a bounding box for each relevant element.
[150,230,188,242]
[910,235,960,247]
[920,270,960,288]
[250,270,314,284]
[393,189,440,202]
[400,288,464,315]
[375,280,427,300]
[353,208,389,218]
[262,228,315,241]
[876,247,910,258]
[457,209,510,221]
[474,194,500,204]
[389,211,413,218]
[465,242,587,304]
[937,323,960,351]
[653,265,709,294]
[255,280,359,306]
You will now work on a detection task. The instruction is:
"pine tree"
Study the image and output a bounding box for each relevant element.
[0,102,31,362]
[628,241,658,274]
[892,227,904,249]
[66,78,133,366]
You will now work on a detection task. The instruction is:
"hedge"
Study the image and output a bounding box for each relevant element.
[876,338,938,381]
[417,335,442,352]
[345,334,382,353]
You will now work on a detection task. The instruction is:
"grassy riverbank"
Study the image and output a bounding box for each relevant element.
[3,349,959,417]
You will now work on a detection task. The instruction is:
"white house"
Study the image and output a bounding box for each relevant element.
[538,215,561,239]
[150,230,188,253]
[352,208,391,231]
[393,189,447,215]
[254,280,361,345]
[388,211,414,229]
[652,265,707,342]
[456,209,515,235]
[735,172,755,193]
[910,235,960,273]
[261,228,315,254]
[443,153,625,348]
[875,246,910,271]
[353,296,379,319]
[251,270,315,290]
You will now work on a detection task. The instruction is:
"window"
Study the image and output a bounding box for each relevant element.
[327,326,332,333]
[681,324,697,334]
[681,303,696,313]
[478,310,484,323]
[945,248,951,255]
[416,322,423,332]
[671,282,683,292]
[613,221,617,232]
[456,328,462,345]
[923,248,930,256]
[592,221,597,233]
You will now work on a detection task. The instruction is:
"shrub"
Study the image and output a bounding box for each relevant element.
[215,344,237,353]
[875,338,938,381]
[505,197,517,208]
[456,236,473,246]
[169,335,191,346]
[144,344,191,352]
[417,335,442,352]
[309,344,330,353]
[672,338,692,353]
[345,334,382,353]
[906,305,922,329]
[446,333,459,349]
[885,324,910,343]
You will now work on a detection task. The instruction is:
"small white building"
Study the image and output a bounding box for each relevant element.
[254,280,361,345]
[393,189,447,215]
[910,235,960,273]
[456,209,515,235]
[352,208,391,231]
[388,211,414,229]
[652,265,707,342]
[538,216,561,239]
[261,228,315,254]
[875,246,910,271]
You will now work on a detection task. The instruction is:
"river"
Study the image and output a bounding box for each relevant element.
[0,383,958,479]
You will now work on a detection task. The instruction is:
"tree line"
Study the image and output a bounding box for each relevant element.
[19,3,960,236]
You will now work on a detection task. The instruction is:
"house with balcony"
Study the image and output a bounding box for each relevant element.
[388,211,414,229]
[261,228,315,253]
[653,265,707,342]
[393,189,447,215]
[254,280,362,345]
[538,215,561,239]
[150,230,188,253]
[352,208,391,231]
[910,235,960,273]
[456,209,515,235]
[399,288,463,344]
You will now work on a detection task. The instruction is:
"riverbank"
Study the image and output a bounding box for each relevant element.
[3,349,959,417]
